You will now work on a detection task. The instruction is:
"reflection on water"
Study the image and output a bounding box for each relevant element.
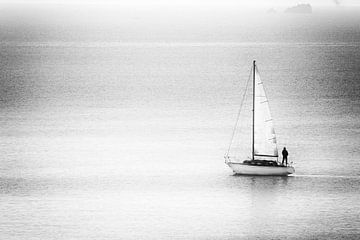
[225,174,360,239]
[0,163,360,239]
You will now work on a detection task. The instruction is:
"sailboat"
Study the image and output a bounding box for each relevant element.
[225,61,295,176]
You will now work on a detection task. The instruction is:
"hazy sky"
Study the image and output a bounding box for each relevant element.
[0,0,359,7]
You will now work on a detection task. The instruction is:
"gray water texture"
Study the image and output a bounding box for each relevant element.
[0,5,360,239]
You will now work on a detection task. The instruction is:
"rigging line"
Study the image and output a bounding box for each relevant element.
[226,65,252,157]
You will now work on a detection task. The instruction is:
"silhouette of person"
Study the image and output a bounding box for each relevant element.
[282,147,288,166]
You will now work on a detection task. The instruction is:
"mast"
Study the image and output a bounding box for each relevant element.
[252,60,256,160]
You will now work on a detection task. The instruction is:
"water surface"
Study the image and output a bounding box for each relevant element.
[0,6,360,239]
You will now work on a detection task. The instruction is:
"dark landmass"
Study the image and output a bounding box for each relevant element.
[285,4,312,14]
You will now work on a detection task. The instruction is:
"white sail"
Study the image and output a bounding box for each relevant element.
[253,66,278,158]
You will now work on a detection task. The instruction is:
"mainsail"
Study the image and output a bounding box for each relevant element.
[253,66,278,159]
[226,61,278,162]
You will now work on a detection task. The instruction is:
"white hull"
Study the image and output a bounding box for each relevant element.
[227,162,295,176]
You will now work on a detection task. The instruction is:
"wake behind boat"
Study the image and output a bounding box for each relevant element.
[225,61,295,176]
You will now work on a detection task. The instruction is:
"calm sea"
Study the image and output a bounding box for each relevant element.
[0,5,360,239]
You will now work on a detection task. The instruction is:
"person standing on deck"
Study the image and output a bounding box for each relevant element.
[282,147,288,166]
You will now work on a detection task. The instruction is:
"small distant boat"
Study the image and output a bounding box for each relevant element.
[225,61,295,176]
